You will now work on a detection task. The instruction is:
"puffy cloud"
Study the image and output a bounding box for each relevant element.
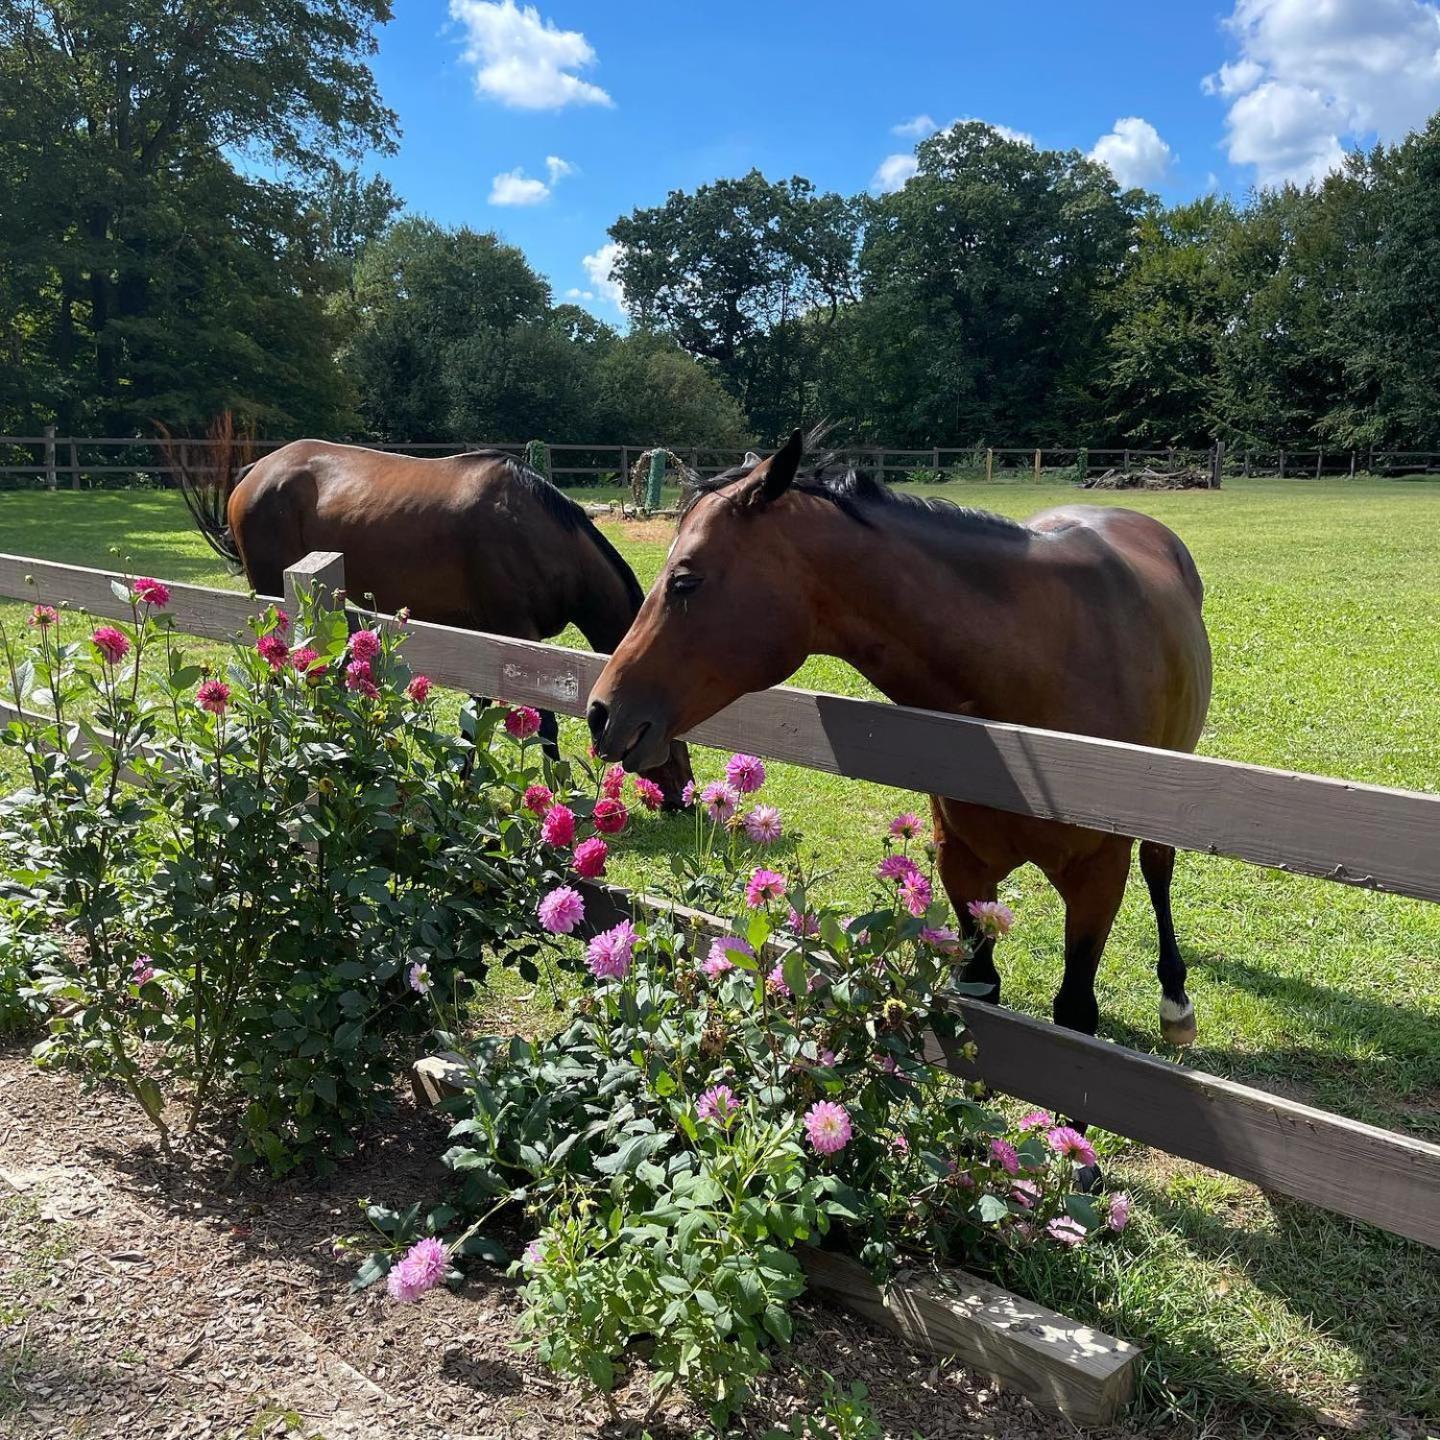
[892,114,938,138]
[449,0,611,109]
[582,242,625,309]
[1088,116,1175,187]
[871,115,1035,194]
[1203,0,1440,185]
[544,155,576,183]
[488,154,575,205]
[870,152,920,193]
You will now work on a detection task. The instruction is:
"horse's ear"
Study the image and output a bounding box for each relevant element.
[751,429,804,509]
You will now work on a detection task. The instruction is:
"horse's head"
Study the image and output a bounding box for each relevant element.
[588,430,812,771]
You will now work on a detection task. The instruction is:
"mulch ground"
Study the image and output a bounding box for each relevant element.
[0,1041,1144,1440]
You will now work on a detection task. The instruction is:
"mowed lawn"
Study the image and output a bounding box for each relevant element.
[2,477,1438,1431]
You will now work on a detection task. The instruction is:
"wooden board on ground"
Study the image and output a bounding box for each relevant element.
[798,1245,1139,1426]
[410,1051,467,1108]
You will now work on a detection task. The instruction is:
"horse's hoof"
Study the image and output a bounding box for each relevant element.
[1160,998,1198,1047]
[1075,1162,1103,1194]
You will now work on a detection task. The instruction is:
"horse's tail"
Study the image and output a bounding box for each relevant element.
[156,413,251,570]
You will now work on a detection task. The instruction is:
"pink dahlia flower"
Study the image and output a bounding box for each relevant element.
[744,868,787,908]
[725,753,766,794]
[571,836,608,879]
[743,805,783,845]
[989,1139,1020,1176]
[889,812,923,839]
[967,899,1016,939]
[522,784,554,815]
[899,872,933,918]
[132,577,170,608]
[803,1101,852,1156]
[586,920,636,980]
[541,804,576,847]
[257,632,289,670]
[1046,1126,1097,1168]
[407,675,432,703]
[696,1084,738,1126]
[504,706,541,739]
[196,679,231,715]
[876,853,919,884]
[386,1237,449,1302]
[1107,1191,1132,1232]
[592,798,628,835]
[700,781,739,824]
[1046,1216,1088,1249]
[634,776,665,811]
[537,886,585,935]
[702,937,752,978]
[349,629,381,662]
[91,626,130,664]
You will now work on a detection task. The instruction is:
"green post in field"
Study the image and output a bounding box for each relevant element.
[646,449,666,511]
[526,439,550,480]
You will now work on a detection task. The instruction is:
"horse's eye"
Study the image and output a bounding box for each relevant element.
[667,572,702,596]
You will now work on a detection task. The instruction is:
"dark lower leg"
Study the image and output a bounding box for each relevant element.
[1050,842,1131,1037]
[930,813,1006,1005]
[538,708,560,764]
[1140,840,1196,1045]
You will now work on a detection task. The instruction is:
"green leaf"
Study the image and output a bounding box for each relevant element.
[1065,1193,1100,1229]
[978,1193,1011,1224]
[311,1073,337,1108]
[761,1304,793,1344]
[458,1233,508,1264]
[351,1252,391,1290]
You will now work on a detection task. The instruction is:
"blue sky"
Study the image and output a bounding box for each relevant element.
[366,0,1440,317]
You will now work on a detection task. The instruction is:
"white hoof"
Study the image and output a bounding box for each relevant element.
[1160,997,1197,1047]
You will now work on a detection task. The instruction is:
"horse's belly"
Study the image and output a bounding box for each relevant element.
[933,798,1116,876]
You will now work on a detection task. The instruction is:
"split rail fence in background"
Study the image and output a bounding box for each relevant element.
[0,547,1437,1251]
[4,433,1440,491]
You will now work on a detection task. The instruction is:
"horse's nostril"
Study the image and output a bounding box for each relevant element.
[586,698,609,743]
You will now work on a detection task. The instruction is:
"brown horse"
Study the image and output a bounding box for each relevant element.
[587,430,1213,1044]
[179,438,692,803]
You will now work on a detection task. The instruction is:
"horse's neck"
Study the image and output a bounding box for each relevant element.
[572,542,639,656]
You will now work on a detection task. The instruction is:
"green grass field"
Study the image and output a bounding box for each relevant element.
[2,477,1437,1432]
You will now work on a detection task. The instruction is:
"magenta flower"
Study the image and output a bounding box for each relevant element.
[725,753,766,794]
[1046,1126,1098,1167]
[273,608,291,634]
[967,899,1016,939]
[601,765,625,799]
[1009,1179,1041,1210]
[889,812,923,839]
[522,1239,545,1269]
[29,604,59,628]
[1046,1216,1087,1249]
[386,1236,449,1302]
[1017,1109,1052,1131]
[989,1139,1020,1176]
[537,886,585,935]
[196,679,231,715]
[766,962,792,999]
[899,872,933,918]
[696,1084,738,1126]
[700,781,739,824]
[1107,1191,1132,1232]
[891,1134,910,1154]
[586,920,636,980]
[743,805,783,845]
[394,606,411,627]
[257,632,289,671]
[344,658,376,696]
[91,626,130,664]
[131,955,156,986]
[803,1101,852,1156]
[504,706,541,739]
[522,783,554,815]
[407,962,432,995]
[876,853,919,884]
[132,577,170,608]
[407,675,433,703]
[702,936,752,978]
[290,646,320,674]
[593,798,628,835]
[744,868,787,908]
[679,781,696,807]
[786,908,820,938]
[572,836,608,879]
[541,803,576,847]
[634,776,665,811]
[818,1049,837,1067]
[920,925,961,954]
[350,629,381,662]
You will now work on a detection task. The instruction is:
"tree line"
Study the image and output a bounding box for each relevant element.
[4,2,1438,454]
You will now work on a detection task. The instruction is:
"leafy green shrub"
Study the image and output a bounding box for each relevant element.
[0,579,589,1170]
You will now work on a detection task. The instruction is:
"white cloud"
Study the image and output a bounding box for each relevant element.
[488,154,575,205]
[1202,0,1440,186]
[449,0,611,110]
[1089,116,1176,187]
[564,286,595,301]
[582,242,625,309]
[958,116,1035,146]
[870,152,920,193]
[545,155,576,183]
[892,114,938,138]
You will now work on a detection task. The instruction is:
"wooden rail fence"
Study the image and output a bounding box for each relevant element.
[1,548,1437,1248]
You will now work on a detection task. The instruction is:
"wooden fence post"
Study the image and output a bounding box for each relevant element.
[1166,445,1175,472]
[1278,449,1286,478]
[1033,448,1041,479]
[931,445,940,474]
[1243,450,1251,477]
[620,445,630,485]
[43,425,57,491]
[1316,450,1323,479]
[284,551,346,619]
[1210,441,1224,489]
[1122,448,1129,473]
[69,440,80,490]
[985,447,993,483]
[1349,451,1356,477]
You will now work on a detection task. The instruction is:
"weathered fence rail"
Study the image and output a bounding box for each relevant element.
[2,547,1437,1247]
[6,434,1440,490]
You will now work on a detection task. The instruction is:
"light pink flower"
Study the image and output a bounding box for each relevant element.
[876,854,920,884]
[700,781,739,823]
[407,675,432,703]
[1010,1179,1041,1210]
[1107,1192,1131,1232]
[679,781,696,807]
[601,765,625,799]
[586,920,636,980]
[29,604,58,628]
[818,1049,837,1067]
[91,626,129,664]
[196,679,231,715]
[522,784,554,815]
[743,805,783,845]
[634,776,665,811]
[989,1139,1020,1175]
[572,836,608,879]
[257,632,289,671]
[899,872,933,918]
[273,608,291,634]
[766,962,792,998]
[891,1134,910,1154]
[702,937,751,978]
[803,1101,852,1155]
[350,629,381,662]
[725,753,766,794]
[408,962,432,994]
[1017,1109,1052,1131]
[1046,1216,1087,1249]
[920,926,961,954]
[1046,1126,1097,1167]
[697,1084,738,1126]
[344,658,374,691]
[786,907,820,937]
[386,1237,448,1302]
[744,868,787,908]
[541,804,576,847]
[538,886,585,935]
[593,798,628,835]
[504,706,541,739]
[967,899,1016,939]
[522,1239,545,1268]
[132,577,170,608]
[131,955,156,986]
[889,812,923,839]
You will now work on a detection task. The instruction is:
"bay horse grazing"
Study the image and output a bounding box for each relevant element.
[587,430,1213,1045]
[178,438,692,804]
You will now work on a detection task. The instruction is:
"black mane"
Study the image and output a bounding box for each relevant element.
[465,450,645,611]
[681,437,1027,541]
